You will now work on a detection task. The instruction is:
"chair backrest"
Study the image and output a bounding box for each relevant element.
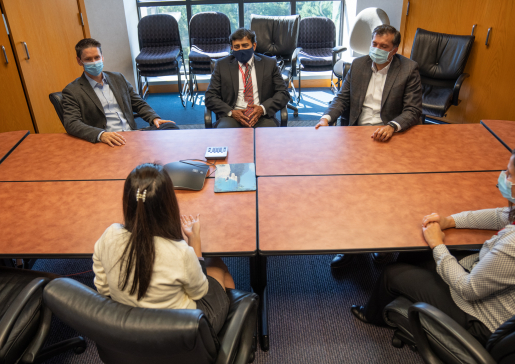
[250,14,300,58]
[349,8,389,55]
[298,17,335,49]
[138,14,182,49]
[49,92,65,126]
[189,12,231,47]
[411,28,474,81]
[486,314,515,363]
[44,278,219,364]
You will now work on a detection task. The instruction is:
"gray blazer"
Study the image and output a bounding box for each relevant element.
[325,54,422,130]
[62,72,160,143]
[205,54,290,119]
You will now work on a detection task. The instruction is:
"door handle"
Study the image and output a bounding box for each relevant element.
[22,41,30,59]
[1,46,7,64]
[471,24,476,36]
[485,28,492,46]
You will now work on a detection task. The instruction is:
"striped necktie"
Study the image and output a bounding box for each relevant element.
[243,62,254,117]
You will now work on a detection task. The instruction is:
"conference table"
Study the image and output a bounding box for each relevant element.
[0,130,29,164]
[0,122,513,351]
[481,119,515,152]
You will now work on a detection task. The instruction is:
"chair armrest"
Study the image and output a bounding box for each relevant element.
[20,305,53,363]
[204,107,213,129]
[280,106,288,127]
[291,47,302,75]
[332,46,347,67]
[408,302,496,364]
[216,290,259,364]
[0,277,50,350]
[452,73,470,106]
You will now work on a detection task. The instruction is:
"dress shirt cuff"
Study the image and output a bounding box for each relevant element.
[451,212,467,229]
[322,114,332,123]
[260,105,266,115]
[228,110,233,117]
[97,131,105,142]
[390,121,401,132]
[433,243,451,263]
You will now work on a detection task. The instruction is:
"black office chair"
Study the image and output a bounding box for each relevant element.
[204,60,288,128]
[297,17,346,96]
[410,28,474,122]
[0,267,85,364]
[49,92,65,126]
[250,14,300,116]
[44,278,259,364]
[384,296,514,364]
[189,12,232,106]
[135,14,188,106]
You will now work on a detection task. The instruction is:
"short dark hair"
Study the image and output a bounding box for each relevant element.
[229,28,256,45]
[372,25,401,48]
[75,38,102,58]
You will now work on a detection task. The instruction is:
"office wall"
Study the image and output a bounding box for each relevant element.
[83,0,138,88]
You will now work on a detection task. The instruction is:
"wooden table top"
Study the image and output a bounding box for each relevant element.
[255,124,509,176]
[258,172,506,254]
[0,129,254,181]
[0,179,256,257]
[0,130,29,164]
[481,120,515,152]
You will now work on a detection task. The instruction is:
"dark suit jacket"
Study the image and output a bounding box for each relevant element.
[62,72,160,143]
[205,54,290,119]
[325,54,422,130]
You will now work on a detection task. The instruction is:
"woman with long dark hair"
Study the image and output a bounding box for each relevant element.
[351,151,515,345]
[93,163,235,334]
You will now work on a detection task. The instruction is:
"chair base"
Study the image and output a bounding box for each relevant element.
[391,329,417,351]
[34,337,86,363]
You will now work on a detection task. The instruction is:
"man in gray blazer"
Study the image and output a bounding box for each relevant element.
[316,25,422,142]
[205,28,290,128]
[62,38,178,147]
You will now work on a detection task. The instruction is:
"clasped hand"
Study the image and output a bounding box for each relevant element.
[232,104,263,127]
[421,212,456,249]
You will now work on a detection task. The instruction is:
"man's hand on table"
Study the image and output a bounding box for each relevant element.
[371,125,394,142]
[231,109,251,127]
[422,222,445,249]
[315,117,330,129]
[100,132,126,147]
[153,118,176,128]
[422,213,456,230]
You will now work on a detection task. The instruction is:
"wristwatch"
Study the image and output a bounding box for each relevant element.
[387,122,398,132]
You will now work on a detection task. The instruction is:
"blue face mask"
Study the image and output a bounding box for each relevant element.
[83,59,103,77]
[497,171,515,203]
[233,47,254,64]
[369,46,392,65]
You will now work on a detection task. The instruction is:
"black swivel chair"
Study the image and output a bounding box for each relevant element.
[410,28,474,123]
[136,14,188,106]
[44,277,259,364]
[384,296,514,364]
[297,17,346,97]
[49,92,65,126]
[250,14,301,116]
[189,12,232,106]
[0,267,85,364]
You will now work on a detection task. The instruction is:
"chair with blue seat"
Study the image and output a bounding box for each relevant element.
[188,12,232,107]
[135,14,188,106]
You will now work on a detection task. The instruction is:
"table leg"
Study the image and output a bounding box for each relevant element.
[250,254,269,351]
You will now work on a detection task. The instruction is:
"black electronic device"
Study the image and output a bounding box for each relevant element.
[163,161,210,191]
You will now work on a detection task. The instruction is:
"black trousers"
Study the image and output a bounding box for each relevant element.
[363,251,492,345]
[140,122,180,131]
[215,116,278,128]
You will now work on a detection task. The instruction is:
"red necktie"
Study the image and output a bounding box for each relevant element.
[243,62,254,117]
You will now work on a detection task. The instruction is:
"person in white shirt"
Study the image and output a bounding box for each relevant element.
[93,163,235,334]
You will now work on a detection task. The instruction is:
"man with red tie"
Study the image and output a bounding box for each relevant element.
[205,28,290,128]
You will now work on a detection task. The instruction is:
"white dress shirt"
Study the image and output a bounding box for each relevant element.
[323,61,401,131]
[228,55,266,116]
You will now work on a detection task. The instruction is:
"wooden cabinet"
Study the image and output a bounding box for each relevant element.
[399,0,515,124]
[0,0,90,133]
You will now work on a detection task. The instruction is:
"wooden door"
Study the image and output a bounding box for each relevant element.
[1,0,87,133]
[0,10,34,133]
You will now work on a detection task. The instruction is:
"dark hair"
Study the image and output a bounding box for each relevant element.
[75,38,102,59]
[229,28,256,45]
[372,25,401,48]
[510,150,515,223]
[119,163,183,300]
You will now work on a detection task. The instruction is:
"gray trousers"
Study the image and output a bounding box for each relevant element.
[215,116,279,128]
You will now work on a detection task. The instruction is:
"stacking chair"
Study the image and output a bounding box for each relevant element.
[410,28,474,122]
[297,17,346,96]
[135,14,188,106]
[189,12,232,106]
[250,14,301,116]
[0,267,85,364]
[44,277,260,364]
[384,297,514,363]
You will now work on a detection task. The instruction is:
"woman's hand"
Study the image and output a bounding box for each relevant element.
[422,213,456,230]
[422,222,445,249]
[181,214,201,240]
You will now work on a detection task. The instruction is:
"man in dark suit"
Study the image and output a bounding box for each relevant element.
[205,28,290,128]
[316,25,423,268]
[62,38,178,147]
[316,25,422,142]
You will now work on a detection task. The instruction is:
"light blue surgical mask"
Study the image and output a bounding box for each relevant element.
[83,59,103,77]
[497,171,515,203]
[369,46,392,65]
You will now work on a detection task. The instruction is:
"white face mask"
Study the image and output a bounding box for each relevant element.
[369,47,392,65]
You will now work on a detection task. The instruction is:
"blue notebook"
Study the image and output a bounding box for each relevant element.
[214,163,256,193]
